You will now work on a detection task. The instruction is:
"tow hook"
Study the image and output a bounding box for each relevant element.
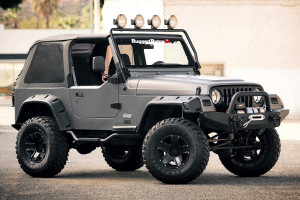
[270,114,281,127]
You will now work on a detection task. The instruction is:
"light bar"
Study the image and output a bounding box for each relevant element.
[131,14,144,29]
[164,15,178,29]
[148,15,161,29]
[113,14,127,28]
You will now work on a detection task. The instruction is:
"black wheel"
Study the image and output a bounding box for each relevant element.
[143,118,209,184]
[16,116,70,177]
[218,129,281,177]
[102,145,143,171]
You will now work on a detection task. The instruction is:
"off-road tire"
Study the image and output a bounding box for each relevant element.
[102,145,144,171]
[16,116,70,177]
[219,128,280,177]
[143,118,209,184]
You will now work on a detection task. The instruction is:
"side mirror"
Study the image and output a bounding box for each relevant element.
[92,56,105,72]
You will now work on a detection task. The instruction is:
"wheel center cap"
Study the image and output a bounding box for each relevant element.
[169,147,179,157]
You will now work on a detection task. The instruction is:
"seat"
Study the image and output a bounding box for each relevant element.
[121,54,131,66]
[72,56,101,86]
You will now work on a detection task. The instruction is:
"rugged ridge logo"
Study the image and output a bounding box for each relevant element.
[131,39,163,44]
[131,39,175,44]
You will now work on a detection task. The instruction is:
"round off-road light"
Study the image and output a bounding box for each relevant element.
[132,14,144,29]
[114,14,127,28]
[211,89,222,104]
[149,15,161,29]
[165,15,178,29]
[254,88,262,104]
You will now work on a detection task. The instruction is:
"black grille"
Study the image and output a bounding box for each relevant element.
[210,86,262,112]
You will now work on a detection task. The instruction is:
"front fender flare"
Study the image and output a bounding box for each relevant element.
[136,95,215,133]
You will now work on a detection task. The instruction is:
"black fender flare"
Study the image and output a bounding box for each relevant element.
[14,94,71,131]
[136,95,214,133]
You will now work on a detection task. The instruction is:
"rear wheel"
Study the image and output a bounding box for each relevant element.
[102,145,143,171]
[16,116,70,177]
[143,118,209,184]
[218,128,280,177]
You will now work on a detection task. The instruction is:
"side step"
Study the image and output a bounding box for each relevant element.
[67,131,143,146]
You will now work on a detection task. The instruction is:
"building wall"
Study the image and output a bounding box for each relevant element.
[165,0,300,118]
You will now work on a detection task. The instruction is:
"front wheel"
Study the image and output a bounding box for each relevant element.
[218,128,281,177]
[143,118,209,184]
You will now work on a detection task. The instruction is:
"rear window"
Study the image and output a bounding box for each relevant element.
[25,43,64,83]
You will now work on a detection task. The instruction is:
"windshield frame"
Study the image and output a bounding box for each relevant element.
[114,34,194,68]
[109,28,201,81]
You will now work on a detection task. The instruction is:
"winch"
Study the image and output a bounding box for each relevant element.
[234,101,266,114]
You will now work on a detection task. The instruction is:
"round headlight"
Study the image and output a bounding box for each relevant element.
[253,88,262,104]
[134,14,144,28]
[211,89,222,104]
[150,15,161,29]
[116,14,127,28]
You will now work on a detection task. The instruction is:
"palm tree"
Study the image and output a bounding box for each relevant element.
[31,0,60,28]
[0,6,20,29]
[58,15,80,29]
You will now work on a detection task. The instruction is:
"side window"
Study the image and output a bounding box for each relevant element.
[25,43,64,83]
[71,42,102,86]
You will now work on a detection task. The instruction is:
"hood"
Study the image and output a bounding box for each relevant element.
[127,75,260,95]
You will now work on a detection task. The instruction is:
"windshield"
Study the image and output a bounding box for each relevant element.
[115,35,194,68]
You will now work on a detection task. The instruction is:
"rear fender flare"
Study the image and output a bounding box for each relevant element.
[15,94,71,131]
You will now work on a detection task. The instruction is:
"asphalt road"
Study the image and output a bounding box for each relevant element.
[0,125,299,200]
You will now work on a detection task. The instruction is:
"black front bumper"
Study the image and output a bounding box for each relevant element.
[200,91,289,131]
[201,109,289,131]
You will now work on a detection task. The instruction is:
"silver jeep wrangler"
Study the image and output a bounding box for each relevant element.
[13,15,289,184]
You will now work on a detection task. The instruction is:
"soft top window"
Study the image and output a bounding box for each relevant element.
[25,43,64,83]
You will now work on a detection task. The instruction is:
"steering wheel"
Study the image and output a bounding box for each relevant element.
[152,61,164,65]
